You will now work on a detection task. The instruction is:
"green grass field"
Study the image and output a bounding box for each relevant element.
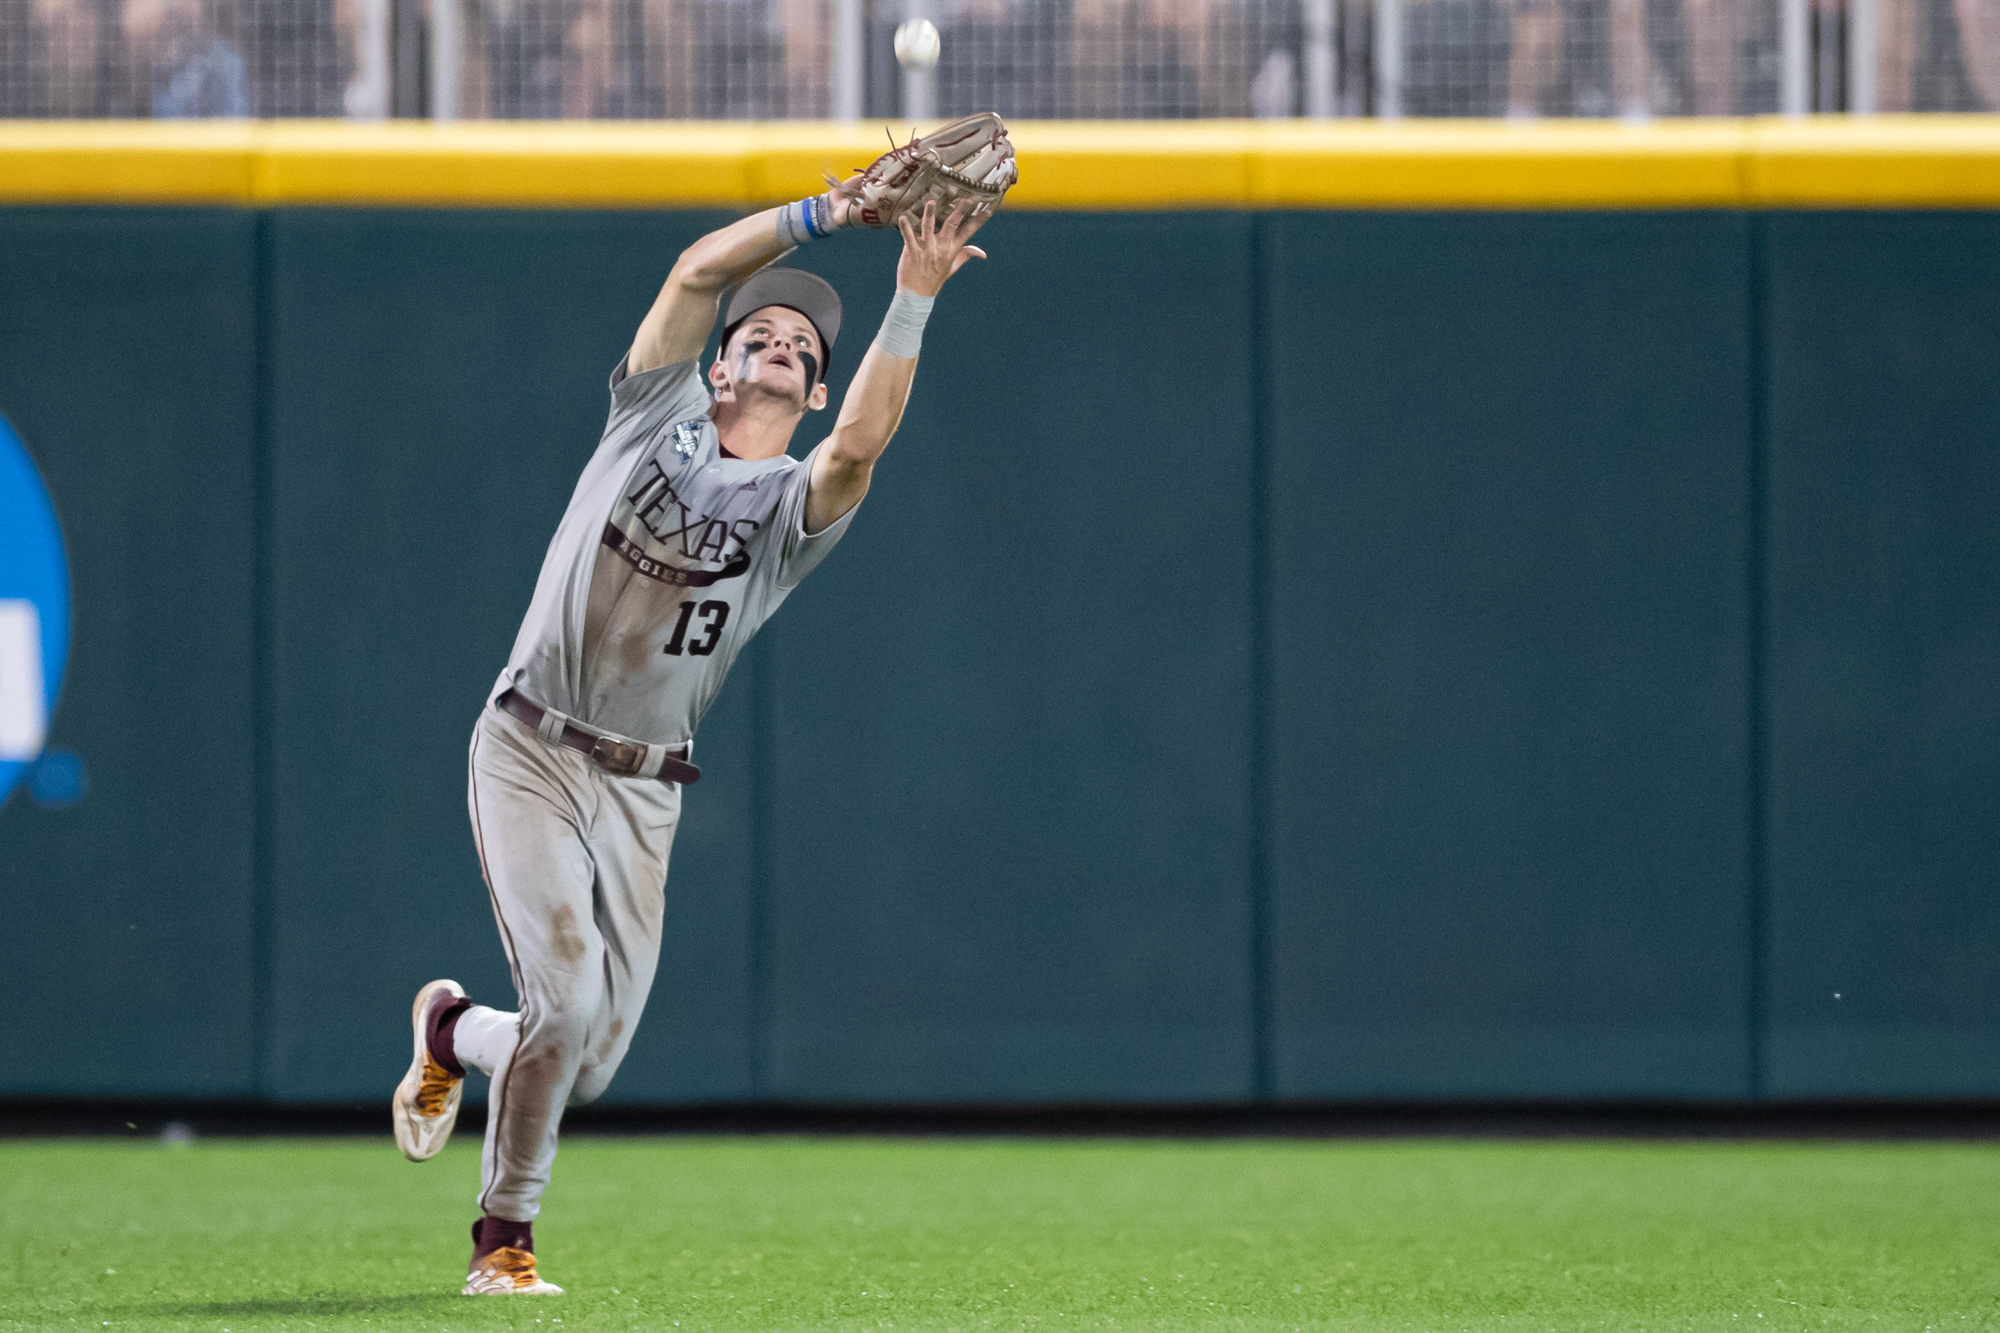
[1,1136,1993,1332]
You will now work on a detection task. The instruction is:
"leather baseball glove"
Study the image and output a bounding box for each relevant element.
[835,112,1018,230]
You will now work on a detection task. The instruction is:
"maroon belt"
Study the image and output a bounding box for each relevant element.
[496,688,701,785]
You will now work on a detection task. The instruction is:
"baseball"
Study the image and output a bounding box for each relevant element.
[894,17,940,73]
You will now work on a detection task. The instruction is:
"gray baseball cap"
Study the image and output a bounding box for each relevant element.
[722,267,843,383]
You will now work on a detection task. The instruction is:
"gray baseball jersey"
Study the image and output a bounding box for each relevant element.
[493,356,857,748]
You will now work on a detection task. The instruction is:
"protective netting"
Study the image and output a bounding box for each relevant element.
[447,0,832,118]
[0,0,1994,118]
[1849,0,2000,110]
[1419,0,1786,117]
[0,0,348,115]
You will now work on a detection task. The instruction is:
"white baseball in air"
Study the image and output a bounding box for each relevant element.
[894,18,941,73]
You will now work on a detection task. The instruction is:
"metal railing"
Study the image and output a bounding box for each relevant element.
[1,0,1994,120]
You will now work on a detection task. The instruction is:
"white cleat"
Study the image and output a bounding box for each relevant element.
[463,1246,563,1295]
[392,978,466,1162]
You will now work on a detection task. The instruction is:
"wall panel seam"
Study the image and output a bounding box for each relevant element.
[250,210,277,1098]
[1746,212,1770,1101]
[1248,212,1274,1102]
[749,641,774,1097]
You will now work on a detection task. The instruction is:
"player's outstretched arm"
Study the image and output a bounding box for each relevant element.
[627,196,855,377]
[805,200,987,535]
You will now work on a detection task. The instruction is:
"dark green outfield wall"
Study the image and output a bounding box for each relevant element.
[0,210,259,1097]
[1267,213,1757,1098]
[1,206,1995,1105]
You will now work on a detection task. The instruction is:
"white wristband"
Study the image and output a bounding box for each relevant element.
[775,194,842,248]
[875,290,934,360]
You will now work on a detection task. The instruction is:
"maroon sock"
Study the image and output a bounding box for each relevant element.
[426,994,475,1078]
[471,1214,534,1263]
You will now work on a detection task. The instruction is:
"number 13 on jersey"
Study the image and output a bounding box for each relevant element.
[664,599,729,656]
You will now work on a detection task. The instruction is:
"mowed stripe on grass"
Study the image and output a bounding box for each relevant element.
[0,1137,1994,1332]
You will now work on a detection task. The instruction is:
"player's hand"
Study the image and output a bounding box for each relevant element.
[826,185,856,229]
[895,199,988,298]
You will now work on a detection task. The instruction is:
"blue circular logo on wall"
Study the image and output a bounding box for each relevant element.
[0,415,70,809]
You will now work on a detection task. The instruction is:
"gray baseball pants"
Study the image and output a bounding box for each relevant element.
[457,703,681,1222]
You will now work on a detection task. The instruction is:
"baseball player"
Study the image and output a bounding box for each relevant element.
[386,114,1015,1297]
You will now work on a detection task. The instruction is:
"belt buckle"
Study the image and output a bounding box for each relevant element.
[591,735,641,775]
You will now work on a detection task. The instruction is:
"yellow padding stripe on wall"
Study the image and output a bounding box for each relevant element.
[3,117,1999,209]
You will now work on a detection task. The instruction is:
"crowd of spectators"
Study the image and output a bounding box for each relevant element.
[1498,0,1997,116]
[1872,0,1999,109]
[0,0,332,114]
[0,0,1992,120]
